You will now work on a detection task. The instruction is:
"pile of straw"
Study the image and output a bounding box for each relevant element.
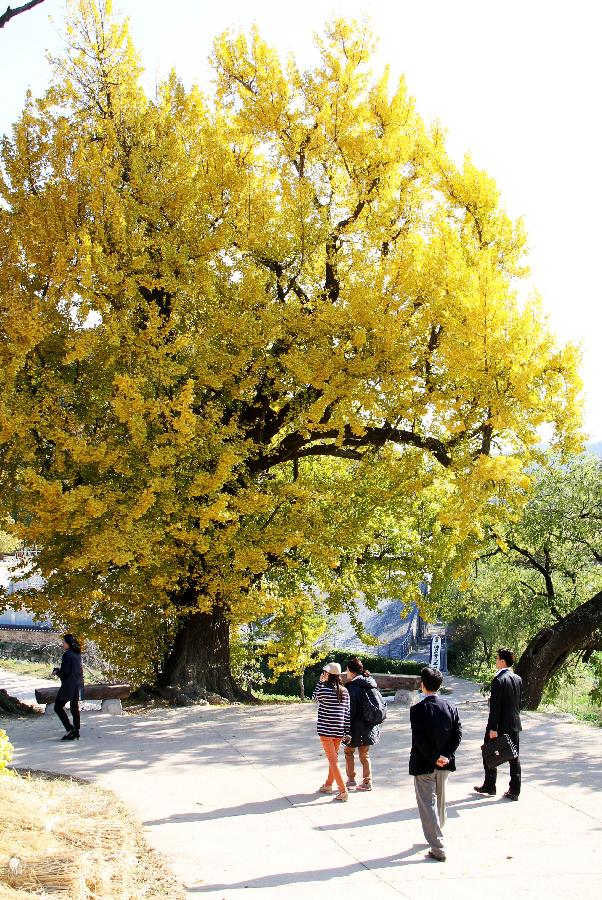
[0,772,181,898]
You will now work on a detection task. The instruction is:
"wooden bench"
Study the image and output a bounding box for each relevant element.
[35,683,130,715]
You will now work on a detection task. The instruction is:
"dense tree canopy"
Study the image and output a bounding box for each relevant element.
[0,1,582,694]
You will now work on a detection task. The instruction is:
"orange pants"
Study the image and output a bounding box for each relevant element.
[319,736,346,793]
[344,744,372,784]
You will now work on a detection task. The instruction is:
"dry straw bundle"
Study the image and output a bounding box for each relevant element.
[0,771,180,898]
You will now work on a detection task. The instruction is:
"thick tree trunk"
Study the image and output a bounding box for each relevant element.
[160,606,246,701]
[515,590,602,709]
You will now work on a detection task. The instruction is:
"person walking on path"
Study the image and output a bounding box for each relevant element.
[344,656,380,792]
[474,647,522,801]
[312,662,351,802]
[52,633,84,741]
[409,666,462,862]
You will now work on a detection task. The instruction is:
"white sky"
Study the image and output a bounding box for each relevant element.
[2,0,601,439]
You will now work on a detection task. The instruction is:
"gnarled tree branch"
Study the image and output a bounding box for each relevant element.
[251,422,452,473]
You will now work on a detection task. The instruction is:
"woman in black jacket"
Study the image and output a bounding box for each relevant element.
[343,657,380,791]
[52,633,84,741]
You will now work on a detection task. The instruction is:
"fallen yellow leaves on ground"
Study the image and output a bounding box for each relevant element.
[0,770,182,899]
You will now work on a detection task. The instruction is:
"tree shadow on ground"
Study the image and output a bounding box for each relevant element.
[8,702,602,798]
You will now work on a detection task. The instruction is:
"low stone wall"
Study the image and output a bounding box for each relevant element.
[0,628,58,646]
[0,632,63,666]
[0,633,105,673]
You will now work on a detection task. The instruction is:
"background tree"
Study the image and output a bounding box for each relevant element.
[446,454,602,708]
[228,628,266,696]
[262,593,332,700]
[0,520,21,556]
[0,1,582,698]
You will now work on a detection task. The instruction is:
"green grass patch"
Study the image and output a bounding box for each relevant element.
[0,658,54,679]
[542,676,602,728]
[0,657,105,683]
[252,690,308,704]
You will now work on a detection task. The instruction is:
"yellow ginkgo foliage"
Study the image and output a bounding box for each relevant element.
[0,1,581,697]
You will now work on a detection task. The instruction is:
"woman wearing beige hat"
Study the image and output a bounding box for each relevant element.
[312,662,351,801]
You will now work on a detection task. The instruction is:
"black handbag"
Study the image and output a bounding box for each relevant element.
[481,734,518,768]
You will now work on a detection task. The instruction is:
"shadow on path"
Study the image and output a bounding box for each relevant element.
[143,790,502,833]
[317,793,500,831]
[188,844,427,893]
[143,793,322,826]
[8,699,602,796]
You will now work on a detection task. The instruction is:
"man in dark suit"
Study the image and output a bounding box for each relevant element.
[475,647,522,800]
[409,666,462,862]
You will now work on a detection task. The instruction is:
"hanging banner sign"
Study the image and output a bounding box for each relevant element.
[430,635,441,670]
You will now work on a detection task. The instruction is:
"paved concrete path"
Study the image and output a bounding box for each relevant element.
[0,666,55,707]
[3,676,602,899]
[0,666,101,711]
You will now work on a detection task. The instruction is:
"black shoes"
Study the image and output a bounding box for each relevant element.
[474,785,518,800]
[427,849,446,862]
[61,729,80,741]
[474,785,496,796]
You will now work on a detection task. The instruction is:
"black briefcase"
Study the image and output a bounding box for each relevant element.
[481,734,518,768]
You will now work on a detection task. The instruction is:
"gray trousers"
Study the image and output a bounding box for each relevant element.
[414,771,448,854]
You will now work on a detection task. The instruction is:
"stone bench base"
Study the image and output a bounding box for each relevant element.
[45,698,123,715]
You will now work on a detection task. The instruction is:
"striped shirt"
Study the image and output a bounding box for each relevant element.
[312,683,351,737]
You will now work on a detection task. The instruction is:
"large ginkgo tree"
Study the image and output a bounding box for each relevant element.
[0,0,581,697]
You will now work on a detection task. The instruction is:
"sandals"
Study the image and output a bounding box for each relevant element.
[318,785,349,801]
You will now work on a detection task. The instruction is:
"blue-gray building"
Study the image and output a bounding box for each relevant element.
[0,555,49,630]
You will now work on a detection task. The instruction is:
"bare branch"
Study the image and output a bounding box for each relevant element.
[0,0,46,30]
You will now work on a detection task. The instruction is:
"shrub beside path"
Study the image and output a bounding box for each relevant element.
[3,674,602,899]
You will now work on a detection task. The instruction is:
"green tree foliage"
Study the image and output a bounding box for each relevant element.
[447,454,602,707]
[0,521,21,555]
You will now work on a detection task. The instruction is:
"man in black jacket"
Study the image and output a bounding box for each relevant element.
[409,666,462,862]
[475,647,522,800]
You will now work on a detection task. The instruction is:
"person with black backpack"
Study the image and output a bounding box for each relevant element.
[343,657,386,792]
